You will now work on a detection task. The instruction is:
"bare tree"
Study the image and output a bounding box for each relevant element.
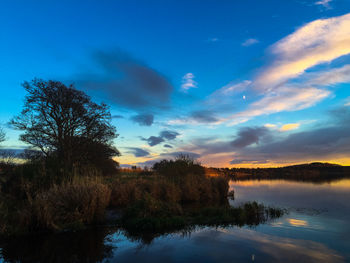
[11,79,120,176]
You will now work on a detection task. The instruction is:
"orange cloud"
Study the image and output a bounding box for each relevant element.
[280,123,300,131]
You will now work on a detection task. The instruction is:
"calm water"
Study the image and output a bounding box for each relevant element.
[1,179,350,263]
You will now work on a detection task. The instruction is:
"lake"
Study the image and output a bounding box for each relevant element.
[1,179,350,262]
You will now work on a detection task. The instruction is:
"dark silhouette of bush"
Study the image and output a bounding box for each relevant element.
[152,154,205,179]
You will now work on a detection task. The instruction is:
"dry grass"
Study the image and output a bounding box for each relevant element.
[110,174,229,207]
[33,177,111,230]
[110,178,181,207]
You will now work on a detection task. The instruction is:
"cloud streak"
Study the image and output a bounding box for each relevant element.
[125,147,150,157]
[130,113,154,126]
[142,130,180,146]
[182,126,271,156]
[231,127,269,148]
[242,38,259,47]
[280,123,300,132]
[181,73,197,92]
[227,62,350,124]
[143,136,165,146]
[255,13,350,90]
[190,110,219,123]
[315,0,332,9]
[305,64,350,87]
[75,50,173,110]
[206,80,251,105]
[229,87,330,124]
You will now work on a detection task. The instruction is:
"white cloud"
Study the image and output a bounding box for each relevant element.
[306,64,350,87]
[255,13,350,91]
[167,116,224,126]
[242,38,259,47]
[225,63,350,125]
[227,87,330,125]
[315,0,332,9]
[181,73,197,92]
[206,80,251,105]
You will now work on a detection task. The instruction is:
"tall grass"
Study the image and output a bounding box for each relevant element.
[0,176,111,235]
[33,177,111,231]
[0,191,32,235]
[109,174,229,207]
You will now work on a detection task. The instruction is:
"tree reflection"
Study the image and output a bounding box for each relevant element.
[0,228,115,263]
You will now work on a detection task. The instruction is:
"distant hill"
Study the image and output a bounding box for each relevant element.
[284,162,343,168]
[214,162,350,182]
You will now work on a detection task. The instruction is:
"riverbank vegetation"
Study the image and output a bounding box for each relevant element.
[0,155,284,237]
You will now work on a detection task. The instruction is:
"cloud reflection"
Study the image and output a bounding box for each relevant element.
[288,218,309,227]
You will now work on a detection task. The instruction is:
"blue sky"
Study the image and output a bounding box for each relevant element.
[1,0,350,167]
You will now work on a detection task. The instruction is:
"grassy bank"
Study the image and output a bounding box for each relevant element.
[0,157,284,237]
[0,176,111,235]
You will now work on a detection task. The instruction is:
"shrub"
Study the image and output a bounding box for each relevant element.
[152,155,205,179]
[110,178,182,207]
[150,156,229,204]
[121,194,185,233]
[33,177,111,230]
[148,180,182,203]
[0,195,33,235]
[109,173,229,207]
[110,179,142,207]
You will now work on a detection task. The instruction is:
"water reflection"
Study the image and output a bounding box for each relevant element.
[230,179,350,261]
[229,179,350,218]
[1,227,343,263]
[189,228,344,263]
[1,179,349,262]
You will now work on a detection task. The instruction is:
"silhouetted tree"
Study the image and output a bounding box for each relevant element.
[11,79,120,177]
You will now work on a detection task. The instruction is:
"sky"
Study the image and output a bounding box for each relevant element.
[1,0,350,168]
